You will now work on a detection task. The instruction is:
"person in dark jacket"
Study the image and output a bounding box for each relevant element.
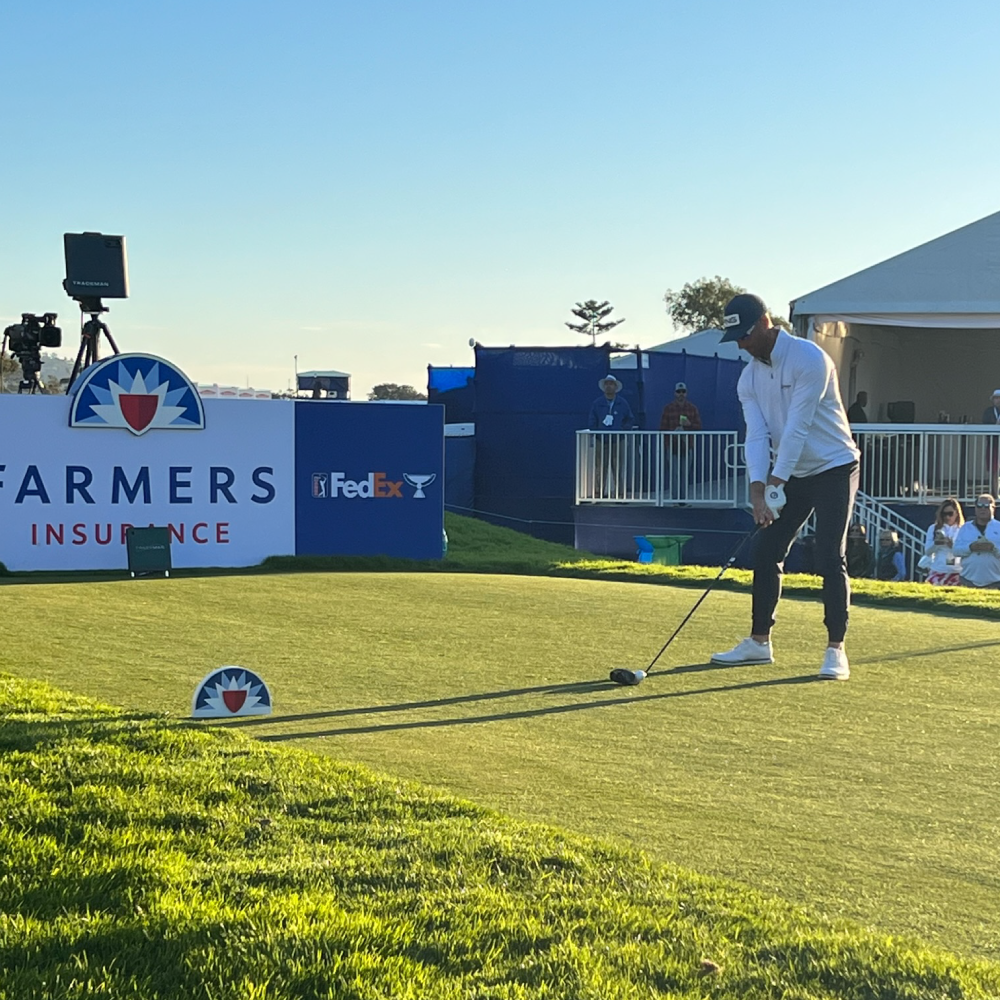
[846,522,874,578]
[589,375,634,430]
[876,529,907,582]
[847,391,869,423]
[588,375,634,498]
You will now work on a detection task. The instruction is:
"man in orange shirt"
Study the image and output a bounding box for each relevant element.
[659,382,702,501]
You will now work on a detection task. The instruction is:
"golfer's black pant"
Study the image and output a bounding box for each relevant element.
[752,461,860,643]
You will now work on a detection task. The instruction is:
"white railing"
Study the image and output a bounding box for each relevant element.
[853,425,1000,504]
[799,490,926,581]
[576,430,742,506]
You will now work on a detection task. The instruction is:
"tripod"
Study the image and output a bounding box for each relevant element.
[67,298,120,392]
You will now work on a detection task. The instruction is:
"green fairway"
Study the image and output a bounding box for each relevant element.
[2,571,998,962]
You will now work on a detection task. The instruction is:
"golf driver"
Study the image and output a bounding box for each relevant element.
[609,522,765,686]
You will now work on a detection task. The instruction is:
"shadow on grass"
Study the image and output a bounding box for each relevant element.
[201,678,616,730]
[243,671,818,742]
[850,637,1000,664]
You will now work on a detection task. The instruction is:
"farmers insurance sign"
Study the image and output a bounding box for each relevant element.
[0,355,294,571]
[0,354,443,571]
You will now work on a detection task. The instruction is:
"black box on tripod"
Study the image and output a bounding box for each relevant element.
[63,232,129,300]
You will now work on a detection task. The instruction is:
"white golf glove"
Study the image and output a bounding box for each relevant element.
[602,414,614,427]
[764,483,786,520]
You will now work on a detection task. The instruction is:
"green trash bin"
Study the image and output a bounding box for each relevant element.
[644,534,692,566]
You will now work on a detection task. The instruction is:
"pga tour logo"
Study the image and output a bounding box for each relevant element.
[70,354,206,436]
[311,471,436,499]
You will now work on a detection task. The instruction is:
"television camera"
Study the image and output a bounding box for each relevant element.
[1,313,62,394]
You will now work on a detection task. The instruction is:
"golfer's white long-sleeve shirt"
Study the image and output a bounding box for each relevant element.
[738,330,859,483]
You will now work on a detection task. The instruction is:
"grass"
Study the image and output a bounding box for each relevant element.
[1,565,998,965]
[2,674,1000,999]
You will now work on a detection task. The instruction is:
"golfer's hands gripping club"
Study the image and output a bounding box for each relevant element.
[750,480,787,526]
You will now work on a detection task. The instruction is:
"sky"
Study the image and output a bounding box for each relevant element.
[2,0,999,396]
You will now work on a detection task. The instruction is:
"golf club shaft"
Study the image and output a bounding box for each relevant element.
[645,527,758,673]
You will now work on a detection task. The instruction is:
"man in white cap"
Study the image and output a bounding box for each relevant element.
[710,294,860,680]
[588,374,634,497]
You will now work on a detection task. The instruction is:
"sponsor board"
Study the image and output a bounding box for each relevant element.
[295,402,444,560]
[0,395,294,571]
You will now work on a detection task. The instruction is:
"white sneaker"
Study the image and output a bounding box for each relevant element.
[818,647,850,681]
[710,637,773,665]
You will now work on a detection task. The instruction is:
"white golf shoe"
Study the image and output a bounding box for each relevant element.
[818,646,850,681]
[710,637,773,665]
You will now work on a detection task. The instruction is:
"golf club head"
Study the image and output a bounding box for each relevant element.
[609,668,646,686]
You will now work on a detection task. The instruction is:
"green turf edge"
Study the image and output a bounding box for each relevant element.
[3,512,998,621]
[2,673,999,1000]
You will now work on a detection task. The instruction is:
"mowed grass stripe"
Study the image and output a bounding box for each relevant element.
[2,675,1000,1000]
[1,572,998,962]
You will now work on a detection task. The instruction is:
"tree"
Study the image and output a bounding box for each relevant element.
[565,300,625,346]
[663,276,790,333]
[368,383,427,401]
[663,276,745,333]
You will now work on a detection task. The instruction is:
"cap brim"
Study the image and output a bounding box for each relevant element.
[719,327,749,343]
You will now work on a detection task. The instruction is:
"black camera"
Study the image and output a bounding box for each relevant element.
[3,313,62,385]
[5,313,62,354]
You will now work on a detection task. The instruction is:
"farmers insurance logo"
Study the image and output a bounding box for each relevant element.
[69,354,206,436]
[312,471,437,499]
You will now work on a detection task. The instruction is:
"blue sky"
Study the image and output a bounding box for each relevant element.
[2,1,998,395]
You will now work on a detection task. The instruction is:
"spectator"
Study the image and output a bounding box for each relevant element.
[921,497,963,586]
[847,391,869,423]
[979,389,1000,426]
[845,522,874,578]
[589,375,634,431]
[876,530,907,582]
[981,390,1000,494]
[659,382,702,501]
[588,374,634,498]
[953,494,1000,589]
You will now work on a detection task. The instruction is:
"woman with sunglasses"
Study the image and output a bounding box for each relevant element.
[922,497,963,586]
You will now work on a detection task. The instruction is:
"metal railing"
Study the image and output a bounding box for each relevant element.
[576,430,742,506]
[799,490,926,581]
[853,425,1000,504]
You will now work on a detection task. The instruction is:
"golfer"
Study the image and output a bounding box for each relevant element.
[711,294,860,680]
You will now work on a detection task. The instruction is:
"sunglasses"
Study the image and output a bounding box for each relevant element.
[675,389,687,395]
[976,501,994,508]
[942,509,957,516]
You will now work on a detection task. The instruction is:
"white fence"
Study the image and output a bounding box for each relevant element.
[853,425,1000,504]
[577,426,1000,508]
[576,430,742,506]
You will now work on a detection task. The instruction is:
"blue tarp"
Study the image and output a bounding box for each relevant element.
[428,366,476,424]
[471,346,746,543]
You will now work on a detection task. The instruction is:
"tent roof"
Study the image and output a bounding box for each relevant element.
[611,329,742,366]
[790,211,1000,324]
[299,370,350,379]
[644,328,742,361]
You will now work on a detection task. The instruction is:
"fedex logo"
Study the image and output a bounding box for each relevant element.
[322,472,403,499]
[311,471,436,500]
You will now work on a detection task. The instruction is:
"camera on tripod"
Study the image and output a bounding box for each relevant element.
[2,313,62,393]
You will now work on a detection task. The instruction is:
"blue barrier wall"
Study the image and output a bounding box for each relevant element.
[473,346,612,542]
[471,346,746,543]
[295,402,445,559]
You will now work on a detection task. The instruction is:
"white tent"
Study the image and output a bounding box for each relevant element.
[611,328,742,368]
[790,211,1000,423]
